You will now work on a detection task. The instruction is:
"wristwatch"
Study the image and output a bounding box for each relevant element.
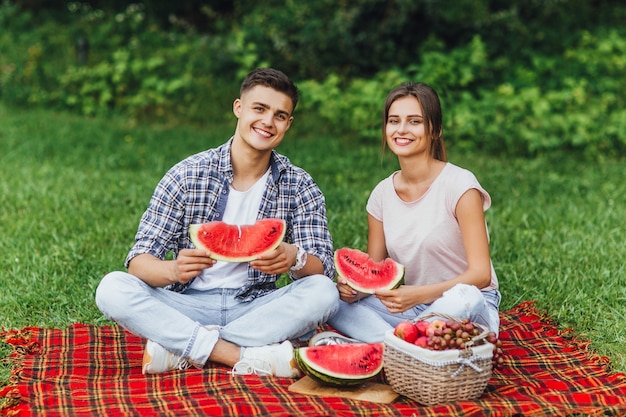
[290,245,307,271]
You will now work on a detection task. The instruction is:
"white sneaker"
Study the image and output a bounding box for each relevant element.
[232,341,301,378]
[142,341,191,374]
[308,331,360,347]
[142,325,218,374]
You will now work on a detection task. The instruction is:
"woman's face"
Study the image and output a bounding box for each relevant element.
[385,96,429,158]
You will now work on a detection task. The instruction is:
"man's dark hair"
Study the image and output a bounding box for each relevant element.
[240,68,299,112]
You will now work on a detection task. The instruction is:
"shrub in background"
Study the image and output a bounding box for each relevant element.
[299,29,626,158]
[1,1,625,159]
[0,2,239,124]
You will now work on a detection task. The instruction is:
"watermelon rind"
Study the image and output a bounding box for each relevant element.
[294,343,384,387]
[334,248,405,294]
[189,218,286,262]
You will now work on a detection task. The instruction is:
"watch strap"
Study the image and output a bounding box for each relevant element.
[290,245,307,271]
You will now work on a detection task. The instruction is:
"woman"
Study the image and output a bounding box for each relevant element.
[324,82,500,343]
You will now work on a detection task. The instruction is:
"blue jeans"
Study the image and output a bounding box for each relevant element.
[95,271,339,365]
[327,283,501,343]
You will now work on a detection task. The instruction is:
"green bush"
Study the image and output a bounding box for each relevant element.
[1,1,625,158]
[0,2,238,123]
[299,29,626,159]
[298,35,488,143]
[450,28,626,157]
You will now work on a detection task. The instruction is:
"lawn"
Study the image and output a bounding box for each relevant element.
[1,102,625,387]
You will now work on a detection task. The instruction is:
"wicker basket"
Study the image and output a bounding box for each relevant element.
[383,314,494,405]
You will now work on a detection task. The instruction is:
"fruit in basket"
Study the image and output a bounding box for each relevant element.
[414,320,430,337]
[426,319,446,337]
[396,317,505,368]
[414,336,429,348]
[294,343,384,386]
[189,218,286,262]
[334,248,404,293]
[393,321,418,344]
[487,332,505,368]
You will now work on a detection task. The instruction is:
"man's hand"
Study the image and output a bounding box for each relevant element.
[249,242,296,275]
[173,248,216,284]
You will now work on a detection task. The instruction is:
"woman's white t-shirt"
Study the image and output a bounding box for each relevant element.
[366,163,498,290]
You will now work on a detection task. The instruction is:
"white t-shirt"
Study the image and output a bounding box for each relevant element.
[366,163,498,290]
[190,169,270,290]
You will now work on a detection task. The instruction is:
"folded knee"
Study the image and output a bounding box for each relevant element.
[302,274,340,311]
[442,283,484,309]
[95,271,135,315]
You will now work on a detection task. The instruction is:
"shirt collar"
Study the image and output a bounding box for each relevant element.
[218,137,287,184]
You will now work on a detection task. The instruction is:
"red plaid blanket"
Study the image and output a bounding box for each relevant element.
[2,301,626,416]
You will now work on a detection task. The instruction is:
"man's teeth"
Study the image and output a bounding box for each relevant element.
[255,128,272,138]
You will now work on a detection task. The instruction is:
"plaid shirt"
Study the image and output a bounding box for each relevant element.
[125,138,335,302]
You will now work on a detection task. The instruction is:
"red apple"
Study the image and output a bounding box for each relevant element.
[414,320,430,337]
[414,336,429,348]
[394,321,418,344]
[426,319,446,336]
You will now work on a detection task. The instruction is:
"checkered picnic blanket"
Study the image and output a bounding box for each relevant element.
[2,301,626,416]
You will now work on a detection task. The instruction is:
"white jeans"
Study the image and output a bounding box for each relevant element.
[327,283,501,343]
[95,271,339,366]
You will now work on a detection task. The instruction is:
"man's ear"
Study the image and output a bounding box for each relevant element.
[285,116,294,130]
[233,98,242,117]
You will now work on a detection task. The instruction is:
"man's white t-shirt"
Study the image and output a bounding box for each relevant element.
[366,163,498,290]
[190,169,271,290]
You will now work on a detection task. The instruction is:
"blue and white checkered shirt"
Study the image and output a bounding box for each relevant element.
[125,138,335,302]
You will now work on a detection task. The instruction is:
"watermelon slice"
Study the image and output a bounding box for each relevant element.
[189,218,286,262]
[334,247,404,293]
[294,343,384,386]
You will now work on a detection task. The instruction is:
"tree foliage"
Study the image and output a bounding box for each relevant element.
[1,0,625,158]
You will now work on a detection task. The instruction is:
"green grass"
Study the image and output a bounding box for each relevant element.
[1,102,625,388]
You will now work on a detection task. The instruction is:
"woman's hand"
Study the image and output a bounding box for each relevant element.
[337,278,367,303]
[375,286,416,313]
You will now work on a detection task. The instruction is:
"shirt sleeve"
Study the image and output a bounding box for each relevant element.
[125,168,186,267]
[448,168,492,214]
[366,178,387,222]
[289,174,335,280]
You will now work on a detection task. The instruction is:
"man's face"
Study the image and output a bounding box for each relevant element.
[233,85,294,152]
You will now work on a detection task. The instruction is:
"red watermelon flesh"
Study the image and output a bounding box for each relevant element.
[189,218,286,262]
[294,343,384,386]
[334,247,404,293]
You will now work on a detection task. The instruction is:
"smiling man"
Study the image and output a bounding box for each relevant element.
[95,68,338,378]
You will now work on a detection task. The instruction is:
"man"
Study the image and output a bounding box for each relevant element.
[96,68,338,378]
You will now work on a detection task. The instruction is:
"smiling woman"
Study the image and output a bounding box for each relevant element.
[326,81,501,344]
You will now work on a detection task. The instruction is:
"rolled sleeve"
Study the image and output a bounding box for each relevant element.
[125,169,186,267]
[290,177,335,279]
